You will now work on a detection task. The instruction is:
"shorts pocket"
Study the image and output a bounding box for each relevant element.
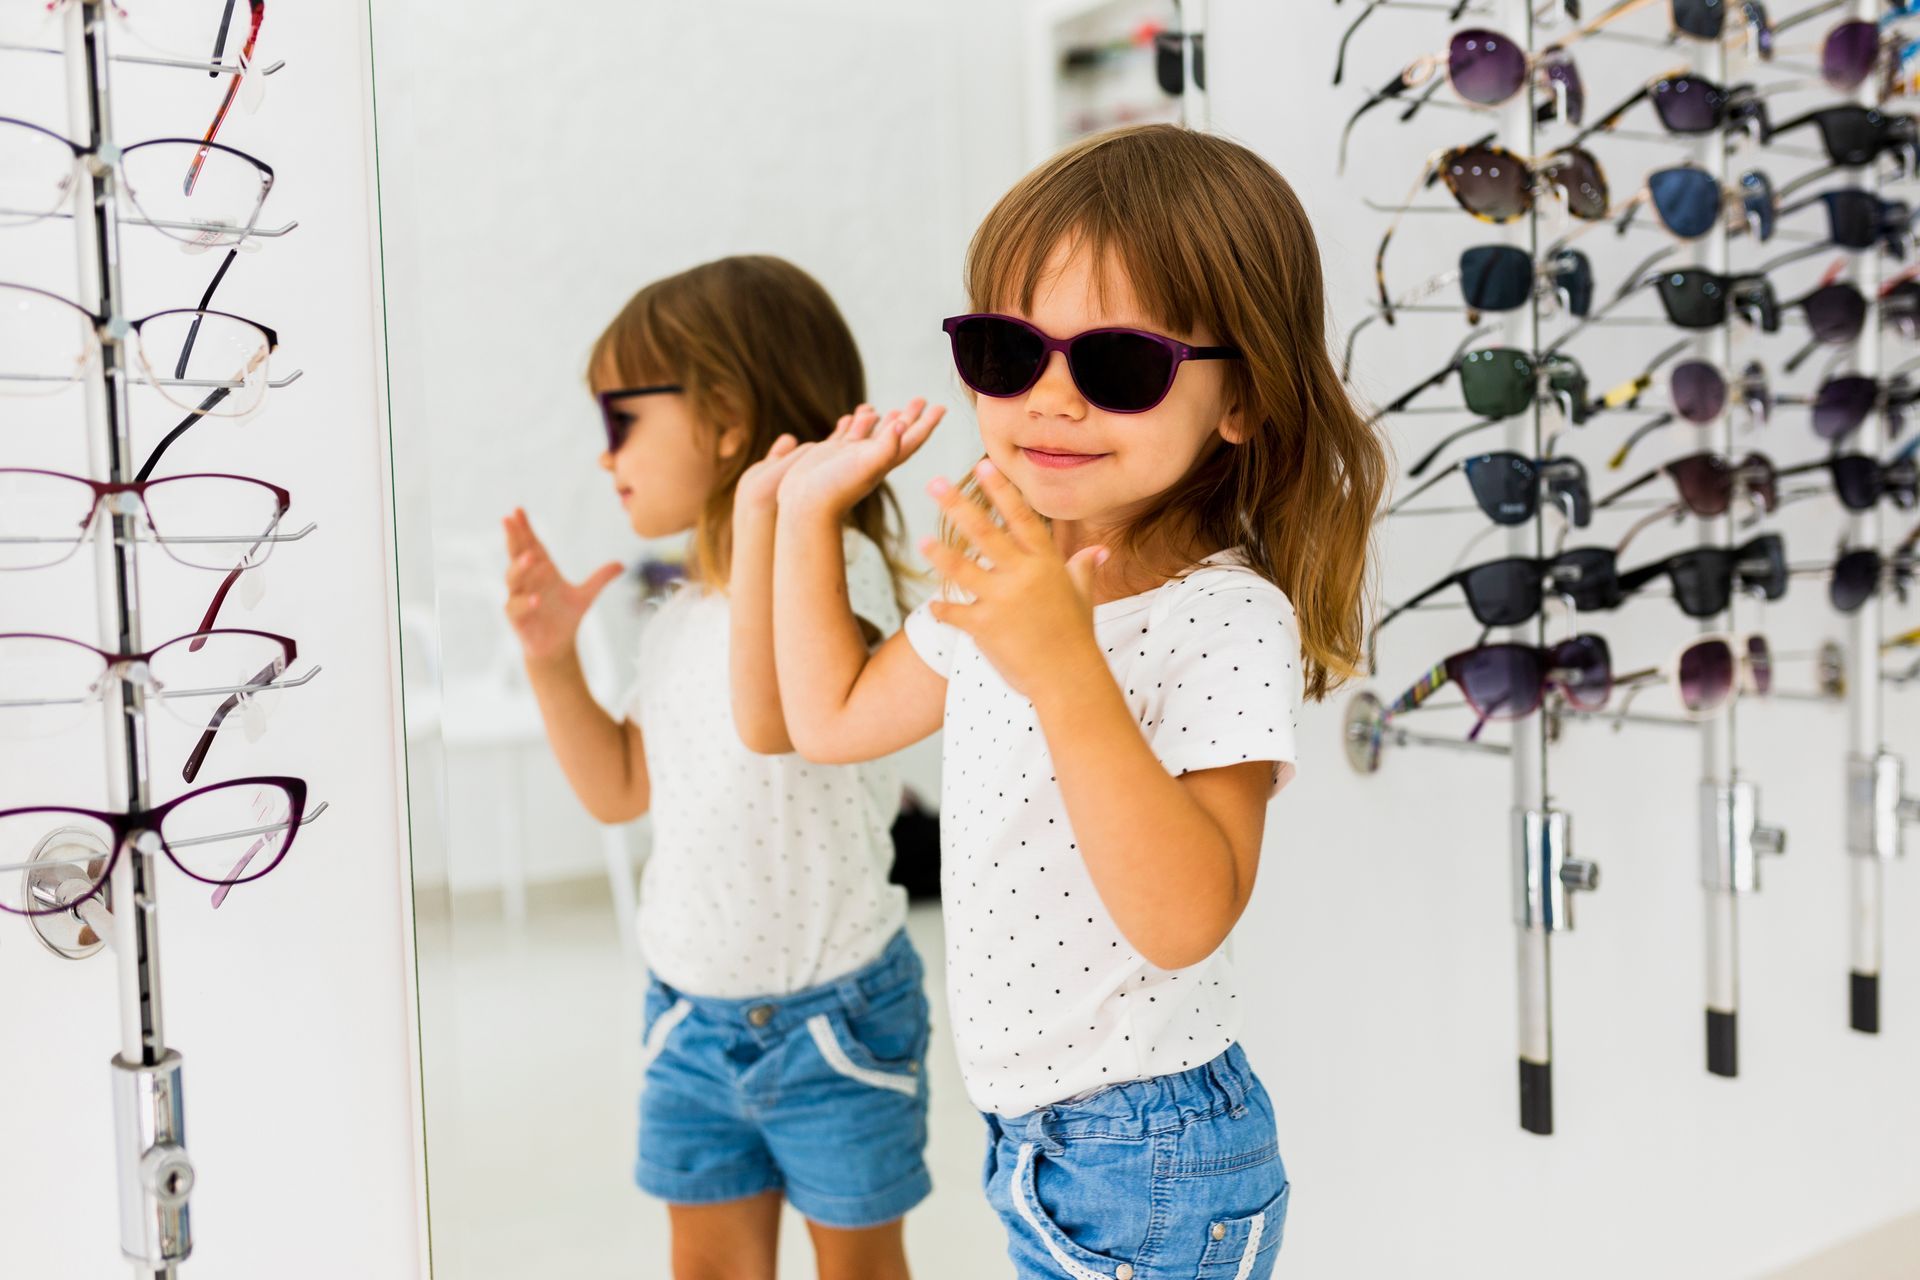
[806,1011,921,1096]
[1012,1141,1140,1280]
[1196,1183,1290,1279]
[638,995,692,1076]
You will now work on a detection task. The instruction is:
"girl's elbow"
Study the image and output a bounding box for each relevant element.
[734,713,794,756]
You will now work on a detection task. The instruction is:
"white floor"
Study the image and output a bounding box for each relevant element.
[427,891,1003,1279]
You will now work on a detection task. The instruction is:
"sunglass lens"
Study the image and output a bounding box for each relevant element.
[1549,634,1612,710]
[1460,558,1541,626]
[1649,167,1720,238]
[1458,348,1535,418]
[1448,30,1528,105]
[1740,534,1789,599]
[1678,638,1736,713]
[1657,271,1728,328]
[1452,644,1543,721]
[1671,0,1726,39]
[1552,250,1594,316]
[1545,149,1608,219]
[948,316,1046,398]
[1804,284,1867,342]
[1459,245,1534,312]
[1669,453,1732,515]
[1816,107,1878,166]
[1652,75,1725,133]
[1671,360,1728,422]
[1066,329,1175,413]
[1832,548,1881,611]
[1446,148,1532,221]
[1465,453,1538,525]
[1746,634,1773,696]
[1669,549,1735,618]
[1551,547,1619,609]
[1814,376,1877,440]
[1831,454,1881,510]
[1823,190,1880,248]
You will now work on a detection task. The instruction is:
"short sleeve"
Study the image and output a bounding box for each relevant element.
[1141,569,1302,796]
[903,594,962,678]
[843,529,901,637]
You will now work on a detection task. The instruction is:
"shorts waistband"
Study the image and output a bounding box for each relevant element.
[983,1044,1254,1146]
[651,930,920,1041]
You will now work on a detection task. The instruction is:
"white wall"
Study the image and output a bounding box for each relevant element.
[0,7,425,1277]
[1212,3,1920,1276]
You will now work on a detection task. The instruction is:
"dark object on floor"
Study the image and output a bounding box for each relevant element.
[889,788,941,901]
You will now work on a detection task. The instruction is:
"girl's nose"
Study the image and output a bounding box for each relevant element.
[596,451,615,472]
[1026,350,1086,419]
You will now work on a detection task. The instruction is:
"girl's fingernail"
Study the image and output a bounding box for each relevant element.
[918,535,936,553]
[976,458,997,478]
[927,476,952,497]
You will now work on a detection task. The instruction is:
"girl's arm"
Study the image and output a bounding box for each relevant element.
[772,403,948,764]
[502,509,650,824]
[922,462,1295,970]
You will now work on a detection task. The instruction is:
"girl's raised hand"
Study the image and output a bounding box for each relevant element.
[776,398,945,519]
[501,507,625,663]
[920,458,1108,701]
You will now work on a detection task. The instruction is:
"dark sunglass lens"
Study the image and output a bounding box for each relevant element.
[1459,245,1534,311]
[1678,639,1736,713]
[1739,534,1788,599]
[1746,634,1773,695]
[1546,149,1608,219]
[1831,454,1881,510]
[1817,107,1878,166]
[1649,167,1721,238]
[1549,548,1619,609]
[1740,170,1776,240]
[1822,190,1880,248]
[1671,360,1728,423]
[1447,148,1531,221]
[1804,284,1867,342]
[1823,21,1877,90]
[1458,348,1535,418]
[1549,634,1612,709]
[1671,0,1726,39]
[1453,643,1542,721]
[1653,75,1724,133]
[1465,453,1538,525]
[950,317,1046,398]
[1657,271,1727,328]
[1814,376,1876,440]
[1067,330,1176,413]
[1460,558,1541,626]
[1832,548,1881,611]
[1550,250,1593,316]
[1669,549,1734,617]
[1448,30,1528,105]
[1669,453,1733,515]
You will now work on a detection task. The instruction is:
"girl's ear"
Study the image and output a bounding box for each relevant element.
[716,422,751,460]
[1218,402,1250,446]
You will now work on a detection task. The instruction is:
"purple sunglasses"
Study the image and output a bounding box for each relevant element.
[941,313,1242,414]
[597,383,684,453]
[1,776,308,918]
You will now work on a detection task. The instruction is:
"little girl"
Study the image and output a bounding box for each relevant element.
[502,255,937,1279]
[757,126,1386,1278]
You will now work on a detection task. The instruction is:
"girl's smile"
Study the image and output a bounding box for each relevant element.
[1019,444,1107,469]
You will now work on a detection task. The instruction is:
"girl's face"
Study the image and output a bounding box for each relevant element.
[592,356,743,538]
[972,241,1243,531]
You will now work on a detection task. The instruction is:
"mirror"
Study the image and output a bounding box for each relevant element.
[370,1,1194,1273]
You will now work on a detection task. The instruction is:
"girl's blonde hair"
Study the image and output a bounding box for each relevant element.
[959,124,1387,701]
[588,254,912,609]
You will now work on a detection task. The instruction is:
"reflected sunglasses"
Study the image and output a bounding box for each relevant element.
[941,313,1241,414]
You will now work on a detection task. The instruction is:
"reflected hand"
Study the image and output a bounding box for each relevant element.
[501,508,624,663]
[776,399,945,520]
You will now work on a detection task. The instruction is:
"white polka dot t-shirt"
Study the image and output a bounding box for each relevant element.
[627,529,907,999]
[903,547,1301,1116]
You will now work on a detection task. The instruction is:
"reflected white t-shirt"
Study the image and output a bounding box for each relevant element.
[903,548,1302,1116]
[627,529,906,998]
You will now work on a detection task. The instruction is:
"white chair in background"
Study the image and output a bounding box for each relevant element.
[412,536,643,956]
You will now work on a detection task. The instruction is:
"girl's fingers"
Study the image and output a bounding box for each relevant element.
[924,597,976,634]
[504,593,539,623]
[973,459,1049,552]
[919,535,992,596]
[894,404,946,461]
[927,475,1017,563]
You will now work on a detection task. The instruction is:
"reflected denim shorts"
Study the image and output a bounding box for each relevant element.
[635,929,932,1229]
[983,1043,1290,1279]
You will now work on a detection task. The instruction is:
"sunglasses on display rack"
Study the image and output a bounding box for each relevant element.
[1612,165,1778,242]
[1338,30,1584,172]
[1350,247,1593,377]
[1775,187,1916,257]
[1569,70,1769,149]
[0,116,275,248]
[1767,105,1919,169]
[1154,29,1205,96]
[0,629,311,783]
[1772,366,1920,442]
[1386,450,1593,526]
[0,776,307,919]
[1384,633,1613,741]
[1598,450,1779,517]
[1377,341,1592,425]
[1598,344,1774,469]
[1779,450,1920,511]
[1613,632,1773,719]
[941,313,1243,415]
[1614,532,1789,617]
[1830,527,1920,611]
[1375,548,1622,638]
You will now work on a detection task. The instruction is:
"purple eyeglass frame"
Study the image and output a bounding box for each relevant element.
[940,313,1242,414]
[0,775,308,918]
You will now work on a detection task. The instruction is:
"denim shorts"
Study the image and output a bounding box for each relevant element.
[982,1044,1289,1280]
[635,929,932,1229]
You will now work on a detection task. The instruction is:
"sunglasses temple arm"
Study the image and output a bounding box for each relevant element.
[1341,79,1412,174]
[1409,417,1503,477]
[1770,0,1846,37]
[1395,75,1447,126]
[1374,361,1457,420]
[136,389,231,484]
[1374,160,1440,325]
[1595,465,1658,511]
[1383,462,1460,519]
[1565,83,1648,151]
[193,567,246,639]
[1608,413,1675,470]
[1331,1,1382,86]
[1383,660,1455,723]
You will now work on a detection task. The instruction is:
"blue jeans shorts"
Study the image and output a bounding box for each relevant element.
[982,1043,1290,1280]
[635,929,932,1229]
